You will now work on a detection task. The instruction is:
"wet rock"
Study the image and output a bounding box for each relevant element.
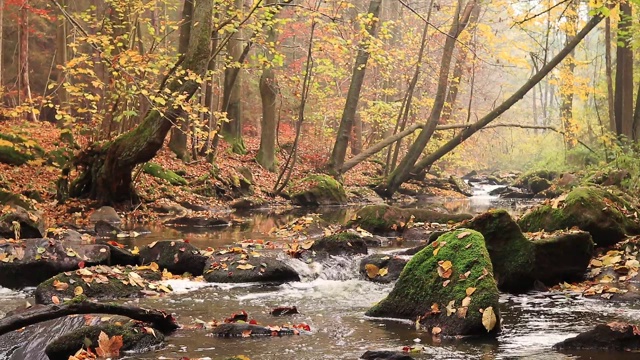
[203,252,299,284]
[139,240,207,276]
[401,227,431,242]
[448,175,473,196]
[499,188,534,199]
[359,254,408,283]
[361,351,414,360]
[0,205,44,239]
[89,206,121,224]
[45,321,164,360]
[512,170,559,190]
[290,174,348,206]
[518,187,640,246]
[163,215,229,228]
[349,204,472,235]
[346,186,385,204]
[362,234,391,247]
[211,323,297,337]
[553,322,640,352]
[308,232,368,259]
[94,220,121,237]
[366,229,501,336]
[150,200,188,216]
[0,239,110,289]
[466,210,593,293]
[462,170,478,180]
[230,196,267,210]
[98,240,139,266]
[528,177,552,194]
[35,265,162,304]
[399,244,429,256]
[46,229,83,242]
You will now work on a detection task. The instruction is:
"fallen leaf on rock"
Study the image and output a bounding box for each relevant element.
[365,263,379,279]
[378,267,388,277]
[432,326,442,335]
[237,264,255,270]
[74,286,84,296]
[482,306,497,332]
[457,231,470,239]
[53,279,69,291]
[241,329,252,338]
[96,331,123,358]
[51,296,60,305]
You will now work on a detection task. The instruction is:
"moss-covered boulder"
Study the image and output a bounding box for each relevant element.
[35,265,163,304]
[512,170,558,189]
[139,240,208,276]
[142,162,187,186]
[448,175,473,196]
[349,204,472,234]
[230,196,267,210]
[0,239,110,289]
[518,187,640,246]
[203,251,299,284]
[45,321,164,360]
[529,177,552,194]
[466,210,593,292]
[365,229,500,336]
[359,254,408,283]
[290,174,347,206]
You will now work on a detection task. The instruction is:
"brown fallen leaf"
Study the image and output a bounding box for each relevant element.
[466,287,476,296]
[457,231,471,239]
[432,326,442,335]
[365,264,379,279]
[482,306,497,332]
[96,331,123,357]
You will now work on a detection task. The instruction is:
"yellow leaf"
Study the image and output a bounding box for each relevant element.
[365,263,379,279]
[482,306,497,332]
[466,287,476,296]
[237,264,255,270]
[378,267,388,277]
[131,246,140,255]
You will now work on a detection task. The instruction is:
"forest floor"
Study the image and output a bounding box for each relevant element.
[0,120,463,229]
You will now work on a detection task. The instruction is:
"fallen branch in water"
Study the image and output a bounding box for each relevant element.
[0,299,179,336]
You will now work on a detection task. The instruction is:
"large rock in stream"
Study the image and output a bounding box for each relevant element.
[466,210,593,292]
[0,239,110,289]
[365,229,500,336]
[34,265,163,304]
[553,322,640,352]
[45,321,164,360]
[518,187,640,246]
[359,253,408,283]
[349,204,472,235]
[204,249,299,284]
[0,205,44,239]
[138,240,208,276]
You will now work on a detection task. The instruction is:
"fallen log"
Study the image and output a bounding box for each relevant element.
[0,299,179,336]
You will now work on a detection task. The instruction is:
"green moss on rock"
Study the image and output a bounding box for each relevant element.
[366,229,500,336]
[291,174,347,206]
[142,162,187,186]
[518,187,640,246]
[45,321,164,360]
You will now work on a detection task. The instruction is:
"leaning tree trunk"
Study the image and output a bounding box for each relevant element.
[68,0,213,204]
[410,13,604,176]
[376,0,476,198]
[614,0,633,138]
[327,0,382,172]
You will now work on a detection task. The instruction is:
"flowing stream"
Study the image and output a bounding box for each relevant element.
[2,185,640,359]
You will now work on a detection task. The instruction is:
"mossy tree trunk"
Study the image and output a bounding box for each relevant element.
[68,0,212,204]
[168,0,194,161]
[221,0,247,155]
[256,0,279,172]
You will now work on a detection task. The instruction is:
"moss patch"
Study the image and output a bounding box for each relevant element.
[142,162,187,186]
[290,174,347,206]
[518,186,640,246]
[366,229,500,336]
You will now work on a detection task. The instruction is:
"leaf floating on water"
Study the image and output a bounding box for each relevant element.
[466,287,476,296]
[365,264,379,279]
[457,231,471,239]
[482,306,497,332]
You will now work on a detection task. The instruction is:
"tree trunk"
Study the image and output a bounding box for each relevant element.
[256,0,280,172]
[221,0,246,154]
[377,0,476,198]
[559,1,577,148]
[168,0,194,161]
[351,113,363,156]
[410,14,604,176]
[614,0,633,138]
[55,0,68,110]
[67,0,213,204]
[327,0,382,172]
[0,0,3,90]
[605,16,615,132]
[18,0,36,121]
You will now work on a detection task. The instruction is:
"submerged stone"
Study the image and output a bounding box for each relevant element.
[360,350,414,360]
[366,229,500,336]
[553,322,640,352]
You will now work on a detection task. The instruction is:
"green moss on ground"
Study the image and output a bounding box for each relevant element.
[142,162,187,186]
[366,229,500,336]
